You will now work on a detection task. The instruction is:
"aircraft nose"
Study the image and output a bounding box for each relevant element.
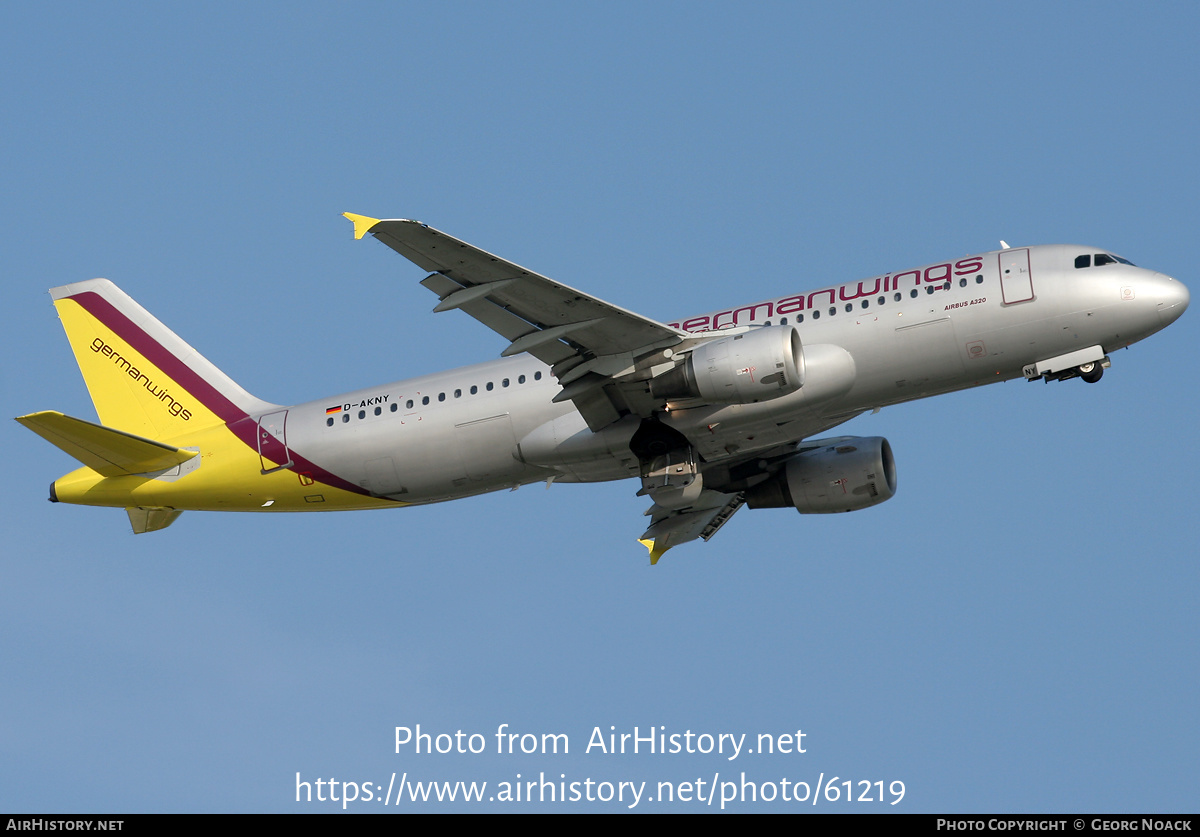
[1153,272,1189,327]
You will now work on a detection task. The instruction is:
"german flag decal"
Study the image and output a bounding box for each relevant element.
[325,405,343,415]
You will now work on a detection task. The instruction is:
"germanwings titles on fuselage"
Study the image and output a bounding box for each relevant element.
[16,215,1189,562]
[666,256,985,333]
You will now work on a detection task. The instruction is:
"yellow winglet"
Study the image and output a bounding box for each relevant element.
[343,212,380,240]
[638,537,669,565]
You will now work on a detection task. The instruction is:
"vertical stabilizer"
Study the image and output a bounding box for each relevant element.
[50,279,276,440]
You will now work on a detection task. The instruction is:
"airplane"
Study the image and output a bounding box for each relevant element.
[15,214,1190,563]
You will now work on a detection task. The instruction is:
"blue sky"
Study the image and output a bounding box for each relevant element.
[2,1,1197,812]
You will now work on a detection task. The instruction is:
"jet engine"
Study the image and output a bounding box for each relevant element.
[651,326,804,405]
[744,436,896,513]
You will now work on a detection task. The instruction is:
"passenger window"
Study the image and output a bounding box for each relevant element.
[518,374,526,384]
[926,285,935,295]
[764,319,771,326]
[326,417,333,427]
[877,296,885,305]
[845,303,853,312]
[534,371,542,380]
[910,289,918,298]
[454,389,461,398]
[422,396,430,406]
[780,317,788,325]
[486,382,494,391]
[797,313,804,322]
[470,385,478,395]
[358,410,365,419]
[829,306,836,316]
[812,310,820,320]
[342,413,349,423]
[959,277,967,287]
[1075,254,1091,268]
[438,392,446,402]
[406,399,414,409]
[390,403,397,412]
[894,292,902,302]
[976,275,983,284]
[861,300,869,309]
[374,406,381,416]
[503,378,510,387]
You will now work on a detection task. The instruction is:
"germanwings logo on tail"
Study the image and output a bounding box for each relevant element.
[89,336,193,420]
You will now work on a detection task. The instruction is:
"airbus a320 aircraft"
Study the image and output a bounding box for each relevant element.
[17,215,1189,562]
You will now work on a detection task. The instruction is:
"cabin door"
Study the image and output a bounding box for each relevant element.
[999,248,1034,304]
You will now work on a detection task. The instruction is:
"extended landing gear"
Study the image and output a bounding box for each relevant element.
[1077,361,1104,384]
[630,418,704,510]
[1038,360,1106,383]
[1023,349,1111,384]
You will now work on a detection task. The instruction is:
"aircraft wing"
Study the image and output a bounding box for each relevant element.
[347,214,687,429]
[639,490,745,564]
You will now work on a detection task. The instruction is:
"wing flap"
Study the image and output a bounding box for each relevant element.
[16,411,197,476]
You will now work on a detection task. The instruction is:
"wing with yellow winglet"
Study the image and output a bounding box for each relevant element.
[345,214,688,430]
[639,491,745,565]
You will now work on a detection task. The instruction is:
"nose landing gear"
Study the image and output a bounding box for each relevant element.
[1023,348,1111,384]
[1077,361,1104,384]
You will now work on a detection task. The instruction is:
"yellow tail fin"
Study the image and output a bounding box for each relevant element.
[50,279,275,441]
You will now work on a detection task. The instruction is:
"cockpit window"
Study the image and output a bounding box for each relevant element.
[1080,253,1136,269]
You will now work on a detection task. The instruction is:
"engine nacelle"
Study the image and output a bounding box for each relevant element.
[744,436,897,514]
[651,326,804,405]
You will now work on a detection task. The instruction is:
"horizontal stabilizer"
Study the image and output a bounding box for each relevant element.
[126,506,183,534]
[15,411,197,476]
